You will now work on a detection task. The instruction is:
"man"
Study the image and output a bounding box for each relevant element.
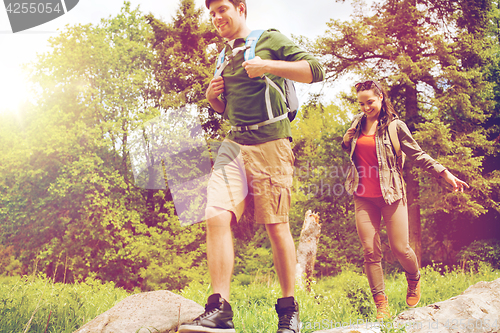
[178,0,324,332]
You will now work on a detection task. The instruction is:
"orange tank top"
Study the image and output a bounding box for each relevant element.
[353,133,382,197]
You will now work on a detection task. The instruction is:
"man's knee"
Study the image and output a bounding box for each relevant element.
[205,206,223,219]
[265,222,292,239]
[205,206,233,227]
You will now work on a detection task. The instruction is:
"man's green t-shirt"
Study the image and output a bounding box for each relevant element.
[219,29,324,145]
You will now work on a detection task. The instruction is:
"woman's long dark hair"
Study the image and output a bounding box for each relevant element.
[355,80,398,135]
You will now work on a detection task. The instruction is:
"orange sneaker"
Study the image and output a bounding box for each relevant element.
[373,294,390,321]
[406,276,421,307]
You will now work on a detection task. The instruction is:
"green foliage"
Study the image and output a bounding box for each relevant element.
[0,274,130,333]
[1,0,499,300]
[179,265,500,332]
[335,270,373,317]
[457,239,500,270]
[414,119,497,218]
[234,246,274,278]
[289,100,364,277]
[1,263,498,332]
[1,2,162,288]
[145,0,224,138]
[0,1,208,292]
[313,0,500,265]
[408,262,500,309]
[0,245,22,277]
[134,199,208,292]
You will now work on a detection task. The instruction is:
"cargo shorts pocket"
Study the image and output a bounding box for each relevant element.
[270,174,292,216]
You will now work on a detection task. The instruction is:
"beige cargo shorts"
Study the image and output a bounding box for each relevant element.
[206,138,294,224]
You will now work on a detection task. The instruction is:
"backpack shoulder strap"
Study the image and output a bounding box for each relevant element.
[388,120,401,157]
[213,30,265,77]
[244,30,265,61]
[214,48,226,77]
[352,113,363,130]
[388,120,406,169]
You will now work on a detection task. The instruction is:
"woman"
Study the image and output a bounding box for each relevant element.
[342,80,468,320]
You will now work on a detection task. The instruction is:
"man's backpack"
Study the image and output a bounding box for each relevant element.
[388,120,405,169]
[214,30,299,130]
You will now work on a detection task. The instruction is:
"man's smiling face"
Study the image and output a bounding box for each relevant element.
[209,0,246,40]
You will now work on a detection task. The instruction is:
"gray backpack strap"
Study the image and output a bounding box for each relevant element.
[285,79,299,121]
[263,76,286,120]
[231,75,293,131]
[214,45,248,78]
[231,113,289,132]
[244,30,292,128]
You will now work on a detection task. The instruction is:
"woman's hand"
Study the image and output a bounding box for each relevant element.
[343,124,357,147]
[440,170,469,192]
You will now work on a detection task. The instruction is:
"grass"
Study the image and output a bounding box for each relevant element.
[181,262,500,333]
[0,274,130,333]
[0,263,498,332]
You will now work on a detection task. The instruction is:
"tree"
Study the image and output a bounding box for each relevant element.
[13,2,161,286]
[145,0,223,138]
[314,0,499,264]
[0,2,209,290]
[289,100,364,276]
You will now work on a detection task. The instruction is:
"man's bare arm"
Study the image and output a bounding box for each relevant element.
[242,57,313,83]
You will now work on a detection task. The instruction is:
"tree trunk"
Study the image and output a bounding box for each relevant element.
[406,171,422,266]
[295,210,321,291]
[404,82,422,266]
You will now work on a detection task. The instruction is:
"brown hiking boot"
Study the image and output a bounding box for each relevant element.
[373,294,390,321]
[406,276,421,307]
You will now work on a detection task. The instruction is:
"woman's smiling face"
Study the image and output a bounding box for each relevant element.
[357,89,383,120]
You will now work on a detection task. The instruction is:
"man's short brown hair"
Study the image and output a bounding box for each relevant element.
[206,0,247,18]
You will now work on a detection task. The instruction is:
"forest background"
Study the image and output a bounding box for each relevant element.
[0,0,500,293]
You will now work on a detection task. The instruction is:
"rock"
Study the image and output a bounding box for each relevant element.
[394,278,500,333]
[310,278,500,333]
[73,290,204,333]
